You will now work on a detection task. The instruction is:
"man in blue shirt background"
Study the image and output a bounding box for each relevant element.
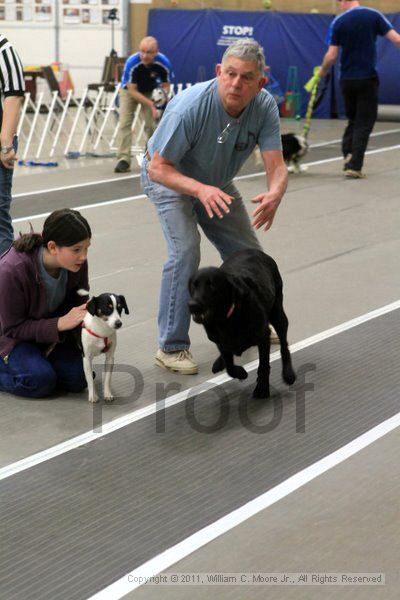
[114,36,173,174]
[319,0,400,178]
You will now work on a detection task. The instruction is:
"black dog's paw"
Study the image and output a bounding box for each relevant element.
[252,382,270,399]
[212,355,225,374]
[227,365,248,380]
[282,364,296,385]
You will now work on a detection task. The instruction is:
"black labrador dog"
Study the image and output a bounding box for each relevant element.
[188,249,296,398]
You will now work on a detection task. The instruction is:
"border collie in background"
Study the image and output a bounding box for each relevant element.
[281,133,309,173]
[252,133,309,173]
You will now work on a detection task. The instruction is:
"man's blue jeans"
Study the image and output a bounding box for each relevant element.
[0,341,87,398]
[141,158,262,352]
[0,160,14,256]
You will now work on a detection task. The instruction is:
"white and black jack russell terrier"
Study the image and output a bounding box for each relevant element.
[78,289,129,403]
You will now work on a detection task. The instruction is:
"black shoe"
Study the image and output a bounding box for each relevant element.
[114,160,130,173]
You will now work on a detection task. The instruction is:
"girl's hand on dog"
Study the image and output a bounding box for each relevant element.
[57,303,87,332]
[197,184,233,219]
[251,193,281,231]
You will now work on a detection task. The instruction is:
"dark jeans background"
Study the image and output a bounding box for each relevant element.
[340,77,379,171]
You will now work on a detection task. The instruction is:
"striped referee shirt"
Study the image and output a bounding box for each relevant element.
[0,34,25,130]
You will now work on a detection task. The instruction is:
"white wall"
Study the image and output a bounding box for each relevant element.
[2,0,127,96]
[59,27,125,93]
[2,25,56,65]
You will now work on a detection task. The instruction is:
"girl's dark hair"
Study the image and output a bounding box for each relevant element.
[13,208,91,253]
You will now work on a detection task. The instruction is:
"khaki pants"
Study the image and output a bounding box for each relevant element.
[116,88,155,163]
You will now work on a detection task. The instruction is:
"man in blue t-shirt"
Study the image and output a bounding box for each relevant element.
[141,40,288,374]
[319,0,400,178]
[114,36,173,173]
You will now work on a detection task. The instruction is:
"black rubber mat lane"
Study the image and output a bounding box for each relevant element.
[10,175,143,219]
[1,310,399,599]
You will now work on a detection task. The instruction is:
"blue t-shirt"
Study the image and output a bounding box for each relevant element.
[327,7,392,80]
[121,52,173,93]
[147,79,281,189]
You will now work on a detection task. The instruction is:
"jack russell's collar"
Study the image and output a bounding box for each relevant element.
[81,323,110,353]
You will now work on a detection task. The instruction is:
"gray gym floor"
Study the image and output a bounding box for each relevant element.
[1,119,399,599]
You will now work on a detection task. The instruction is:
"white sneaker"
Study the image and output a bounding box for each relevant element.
[155,349,198,375]
[344,169,366,179]
[269,325,280,344]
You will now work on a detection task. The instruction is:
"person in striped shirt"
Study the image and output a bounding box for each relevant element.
[0,34,24,255]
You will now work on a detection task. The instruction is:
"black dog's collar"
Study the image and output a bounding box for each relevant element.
[226,303,235,318]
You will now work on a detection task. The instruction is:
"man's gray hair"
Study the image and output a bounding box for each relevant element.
[222,40,266,76]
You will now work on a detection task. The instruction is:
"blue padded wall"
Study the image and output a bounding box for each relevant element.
[148,9,400,118]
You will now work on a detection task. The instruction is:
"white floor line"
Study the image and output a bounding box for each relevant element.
[1,299,399,483]
[13,174,138,198]
[310,126,400,148]
[237,143,400,181]
[11,141,400,225]
[306,143,400,168]
[12,128,400,199]
[12,193,146,224]
[87,411,400,600]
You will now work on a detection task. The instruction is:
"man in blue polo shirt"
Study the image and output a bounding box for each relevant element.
[141,40,287,374]
[319,0,400,178]
[114,36,173,173]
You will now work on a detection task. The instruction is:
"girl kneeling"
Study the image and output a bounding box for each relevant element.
[0,208,91,398]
